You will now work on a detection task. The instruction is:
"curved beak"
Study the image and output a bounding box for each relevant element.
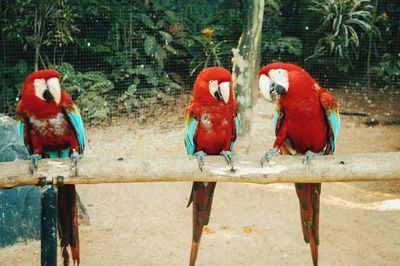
[219,82,230,104]
[259,74,273,102]
[209,80,230,104]
[47,78,61,105]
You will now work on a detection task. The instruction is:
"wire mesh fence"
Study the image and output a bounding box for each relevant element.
[0,0,399,125]
[0,0,400,260]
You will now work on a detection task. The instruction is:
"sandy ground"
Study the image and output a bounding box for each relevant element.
[1,96,400,266]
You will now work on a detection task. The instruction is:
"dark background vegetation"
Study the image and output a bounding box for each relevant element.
[1,0,399,123]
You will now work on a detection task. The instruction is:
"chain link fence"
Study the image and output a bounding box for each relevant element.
[1,0,399,125]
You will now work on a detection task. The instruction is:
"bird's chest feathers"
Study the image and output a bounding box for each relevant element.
[195,107,233,154]
[281,96,327,152]
[200,113,228,134]
[30,113,70,137]
[199,111,230,136]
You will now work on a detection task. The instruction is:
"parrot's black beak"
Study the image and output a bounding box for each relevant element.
[43,90,54,102]
[275,84,286,95]
[214,88,223,101]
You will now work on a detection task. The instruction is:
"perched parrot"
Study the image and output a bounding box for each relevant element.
[16,69,85,265]
[258,62,340,266]
[184,67,240,266]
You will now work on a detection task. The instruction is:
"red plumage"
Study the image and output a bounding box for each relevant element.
[185,67,239,266]
[17,69,82,265]
[259,62,339,265]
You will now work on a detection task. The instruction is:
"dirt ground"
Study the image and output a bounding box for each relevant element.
[1,93,400,266]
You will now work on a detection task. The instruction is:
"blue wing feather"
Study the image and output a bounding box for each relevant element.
[328,110,340,153]
[185,116,197,155]
[319,89,340,154]
[67,105,85,154]
[229,114,240,152]
[17,120,25,145]
[273,111,279,133]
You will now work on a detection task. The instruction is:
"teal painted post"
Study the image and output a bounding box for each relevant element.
[41,185,57,266]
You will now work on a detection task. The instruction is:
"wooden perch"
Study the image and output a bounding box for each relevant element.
[0,152,400,189]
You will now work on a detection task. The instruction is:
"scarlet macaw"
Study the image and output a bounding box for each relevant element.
[16,69,85,265]
[258,62,340,265]
[184,67,240,266]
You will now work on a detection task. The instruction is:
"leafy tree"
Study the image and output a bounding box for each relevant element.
[1,0,399,122]
[158,0,243,77]
[2,0,79,70]
[371,53,400,82]
[308,0,380,72]
[261,0,303,63]
[0,60,32,115]
[52,63,113,124]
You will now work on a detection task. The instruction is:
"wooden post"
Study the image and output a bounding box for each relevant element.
[41,185,57,266]
[232,0,265,135]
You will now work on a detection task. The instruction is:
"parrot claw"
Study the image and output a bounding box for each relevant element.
[220,150,234,171]
[29,154,42,173]
[303,150,322,170]
[260,147,280,167]
[194,151,207,172]
[70,150,82,176]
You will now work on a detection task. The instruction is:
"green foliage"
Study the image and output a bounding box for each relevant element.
[262,1,303,62]
[308,0,380,71]
[263,33,303,59]
[77,92,111,124]
[162,0,243,77]
[0,60,32,115]
[1,0,399,122]
[52,63,112,124]
[189,34,228,76]
[102,3,182,87]
[372,53,400,82]
[2,0,79,68]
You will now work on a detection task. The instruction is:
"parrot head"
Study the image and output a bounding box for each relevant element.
[258,62,315,101]
[21,69,63,113]
[193,67,233,105]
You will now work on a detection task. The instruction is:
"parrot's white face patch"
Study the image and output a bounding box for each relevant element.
[259,74,272,101]
[34,78,47,101]
[209,80,219,97]
[259,69,289,101]
[269,69,289,92]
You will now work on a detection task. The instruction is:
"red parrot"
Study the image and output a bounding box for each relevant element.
[184,67,240,266]
[16,69,85,265]
[258,62,340,266]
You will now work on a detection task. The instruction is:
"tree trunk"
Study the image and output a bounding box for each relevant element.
[232,0,265,136]
[34,6,39,71]
[34,45,40,71]
[367,0,378,90]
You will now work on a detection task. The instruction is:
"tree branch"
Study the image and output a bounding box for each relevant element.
[1,152,399,189]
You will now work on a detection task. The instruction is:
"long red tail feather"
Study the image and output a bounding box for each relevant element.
[295,183,321,266]
[188,182,216,266]
[58,185,80,266]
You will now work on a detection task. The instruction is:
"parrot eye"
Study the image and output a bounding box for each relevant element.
[209,80,219,99]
